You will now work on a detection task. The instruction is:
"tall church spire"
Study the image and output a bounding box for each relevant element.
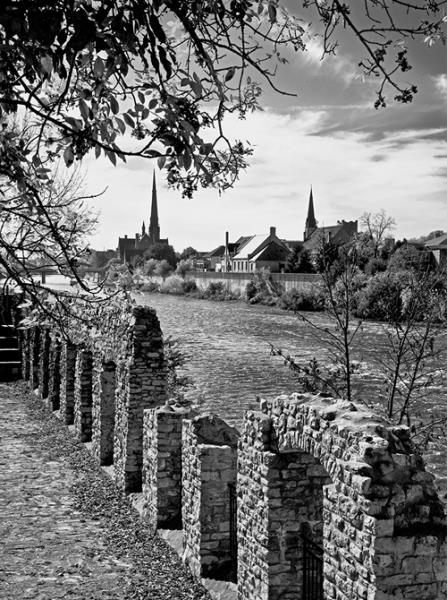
[148,171,160,244]
[304,185,317,241]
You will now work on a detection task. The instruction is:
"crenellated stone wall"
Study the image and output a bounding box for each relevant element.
[143,404,192,532]
[113,306,167,493]
[15,294,447,599]
[182,415,239,581]
[238,394,447,600]
[21,300,168,494]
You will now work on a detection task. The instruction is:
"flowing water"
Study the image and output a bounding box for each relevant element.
[136,293,447,491]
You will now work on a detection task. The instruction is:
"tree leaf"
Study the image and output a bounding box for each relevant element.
[157,156,166,169]
[63,145,74,167]
[79,98,90,121]
[93,57,104,78]
[225,66,236,82]
[123,113,135,128]
[110,95,119,115]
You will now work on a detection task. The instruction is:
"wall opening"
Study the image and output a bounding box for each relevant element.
[182,415,239,582]
[266,450,331,600]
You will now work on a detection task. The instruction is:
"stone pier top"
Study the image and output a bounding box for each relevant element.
[245,393,446,533]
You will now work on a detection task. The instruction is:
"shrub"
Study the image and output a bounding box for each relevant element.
[160,274,185,295]
[245,280,257,301]
[245,269,282,305]
[354,272,403,321]
[182,279,198,293]
[278,288,324,312]
[140,281,160,293]
[203,281,239,300]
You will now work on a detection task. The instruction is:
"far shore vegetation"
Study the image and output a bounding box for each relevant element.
[104,226,447,325]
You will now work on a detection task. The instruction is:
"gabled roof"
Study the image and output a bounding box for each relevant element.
[234,236,252,250]
[284,239,303,250]
[205,245,225,258]
[250,241,290,262]
[232,235,265,260]
[425,233,447,248]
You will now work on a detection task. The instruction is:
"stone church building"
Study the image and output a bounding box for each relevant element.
[118,172,169,263]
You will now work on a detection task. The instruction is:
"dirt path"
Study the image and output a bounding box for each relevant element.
[0,382,209,600]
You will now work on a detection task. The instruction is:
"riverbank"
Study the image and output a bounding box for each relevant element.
[0,381,210,600]
[132,270,324,313]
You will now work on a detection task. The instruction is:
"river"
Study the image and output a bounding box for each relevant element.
[136,293,447,491]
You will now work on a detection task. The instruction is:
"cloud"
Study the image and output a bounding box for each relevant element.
[300,35,360,87]
[433,74,447,102]
[84,107,447,252]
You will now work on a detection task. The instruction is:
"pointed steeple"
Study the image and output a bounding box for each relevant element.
[304,185,317,241]
[148,171,160,244]
[142,220,146,236]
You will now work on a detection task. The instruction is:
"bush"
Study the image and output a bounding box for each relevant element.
[278,288,324,312]
[203,281,239,300]
[160,274,185,295]
[245,269,282,305]
[182,279,198,293]
[140,281,160,293]
[354,272,403,321]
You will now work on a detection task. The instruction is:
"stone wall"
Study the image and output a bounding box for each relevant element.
[237,394,447,600]
[38,329,51,400]
[48,337,61,411]
[15,295,447,599]
[59,341,77,425]
[113,306,167,493]
[30,327,40,390]
[21,301,168,494]
[148,272,321,294]
[74,349,93,443]
[142,404,192,532]
[182,415,239,581]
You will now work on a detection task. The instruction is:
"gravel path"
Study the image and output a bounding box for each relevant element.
[0,382,210,600]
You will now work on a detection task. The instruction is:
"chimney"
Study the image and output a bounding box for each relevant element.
[124,234,128,239]
[270,226,276,237]
[136,233,140,242]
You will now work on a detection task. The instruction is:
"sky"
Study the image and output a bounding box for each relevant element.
[83,4,447,253]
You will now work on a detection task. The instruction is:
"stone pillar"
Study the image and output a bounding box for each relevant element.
[91,354,116,465]
[29,327,40,389]
[142,405,192,532]
[38,328,51,399]
[48,338,61,411]
[114,306,167,493]
[74,349,93,442]
[59,341,77,425]
[20,329,31,381]
[182,415,239,581]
